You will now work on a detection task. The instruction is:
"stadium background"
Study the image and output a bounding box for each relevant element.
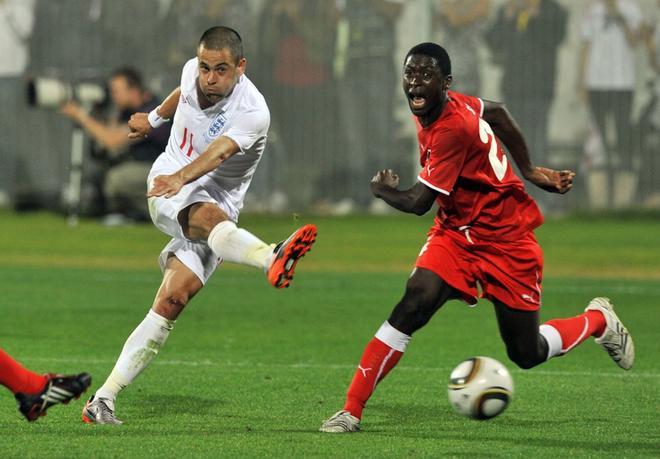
[0,1,659,457]
[0,0,658,213]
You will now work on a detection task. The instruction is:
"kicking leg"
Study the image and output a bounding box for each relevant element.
[186,203,273,269]
[494,297,632,370]
[545,298,634,369]
[320,268,459,432]
[83,256,203,424]
[186,202,316,288]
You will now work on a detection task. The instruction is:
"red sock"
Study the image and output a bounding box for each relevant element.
[343,337,403,419]
[545,310,606,354]
[0,349,48,395]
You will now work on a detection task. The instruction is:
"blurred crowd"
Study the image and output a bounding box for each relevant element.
[0,0,658,221]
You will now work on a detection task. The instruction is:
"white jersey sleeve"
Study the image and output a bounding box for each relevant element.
[224,104,270,153]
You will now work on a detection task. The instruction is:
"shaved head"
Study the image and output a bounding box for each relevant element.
[198,26,243,63]
[405,42,452,77]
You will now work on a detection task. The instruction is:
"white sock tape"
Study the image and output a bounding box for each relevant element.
[375,321,411,352]
[539,324,563,359]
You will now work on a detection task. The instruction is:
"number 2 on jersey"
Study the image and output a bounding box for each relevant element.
[478,118,507,181]
[179,127,194,157]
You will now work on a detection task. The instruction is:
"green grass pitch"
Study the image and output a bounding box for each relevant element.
[0,211,658,457]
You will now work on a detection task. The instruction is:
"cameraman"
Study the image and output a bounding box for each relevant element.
[59,67,169,223]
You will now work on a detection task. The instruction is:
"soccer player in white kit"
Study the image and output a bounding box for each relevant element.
[82,26,317,424]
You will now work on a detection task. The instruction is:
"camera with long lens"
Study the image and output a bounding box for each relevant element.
[26,77,108,225]
[26,77,106,108]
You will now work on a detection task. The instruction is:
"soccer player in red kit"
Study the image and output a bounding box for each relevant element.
[320,43,635,433]
[0,349,91,421]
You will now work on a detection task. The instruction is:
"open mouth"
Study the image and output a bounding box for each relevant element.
[409,94,426,109]
[204,91,225,102]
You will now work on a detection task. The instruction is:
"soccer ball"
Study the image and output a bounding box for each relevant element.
[447,356,513,420]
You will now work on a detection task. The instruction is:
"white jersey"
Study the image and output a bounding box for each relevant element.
[150,57,270,217]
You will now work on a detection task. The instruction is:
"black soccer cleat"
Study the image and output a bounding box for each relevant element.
[15,372,92,422]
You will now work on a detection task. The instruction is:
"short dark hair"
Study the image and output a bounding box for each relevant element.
[405,42,451,76]
[111,67,144,91]
[199,26,243,62]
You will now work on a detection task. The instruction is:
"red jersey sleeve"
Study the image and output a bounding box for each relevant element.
[417,124,469,196]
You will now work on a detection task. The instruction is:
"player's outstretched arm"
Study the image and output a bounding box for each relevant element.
[128,87,181,139]
[371,169,438,215]
[482,99,575,194]
[148,135,240,198]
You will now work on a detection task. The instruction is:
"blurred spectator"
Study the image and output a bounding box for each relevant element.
[641,0,660,75]
[486,0,567,210]
[29,0,105,77]
[157,0,213,92]
[258,0,338,209]
[0,0,35,206]
[579,0,643,208]
[100,0,162,84]
[335,0,403,212]
[638,1,660,207]
[432,0,490,96]
[59,67,170,224]
[204,0,257,58]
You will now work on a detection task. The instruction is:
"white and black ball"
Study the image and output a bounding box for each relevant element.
[447,356,513,420]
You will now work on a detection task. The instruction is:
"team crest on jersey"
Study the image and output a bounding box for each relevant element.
[205,113,228,142]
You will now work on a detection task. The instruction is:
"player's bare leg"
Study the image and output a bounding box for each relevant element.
[83,257,203,424]
[493,297,633,370]
[321,269,458,433]
[492,302,549,369]
[186,202,316,288]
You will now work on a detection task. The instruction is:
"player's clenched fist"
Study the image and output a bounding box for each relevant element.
[525,167,576,194]
[128,112,152,139]
[371,169,400,190]
[147,174,184,198]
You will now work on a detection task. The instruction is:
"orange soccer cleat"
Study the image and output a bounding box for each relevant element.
[267,224,317,288]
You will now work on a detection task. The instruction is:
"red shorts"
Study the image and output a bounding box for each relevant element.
[415,227,543,311]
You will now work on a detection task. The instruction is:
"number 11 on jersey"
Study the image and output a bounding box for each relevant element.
[179,127,194,157]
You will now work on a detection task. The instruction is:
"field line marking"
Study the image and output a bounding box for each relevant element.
[4,270,660,295]
[25,357,659,379]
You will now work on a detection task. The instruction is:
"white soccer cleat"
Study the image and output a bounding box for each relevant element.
[81,395,123,425]
[585,297,635,370]
[319,410,361,433]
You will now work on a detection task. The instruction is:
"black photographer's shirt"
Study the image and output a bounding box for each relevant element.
[118,96,170,163]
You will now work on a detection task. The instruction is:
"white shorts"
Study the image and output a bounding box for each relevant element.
[147,174,237,285]
[156,238,221,285]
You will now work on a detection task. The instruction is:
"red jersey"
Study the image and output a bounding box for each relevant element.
[416,91,543,242]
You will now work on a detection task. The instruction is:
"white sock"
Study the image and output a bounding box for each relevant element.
[539,324,563,360]
[95,310,175,404]
[375,321,411,352]
[207,221,273,270]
